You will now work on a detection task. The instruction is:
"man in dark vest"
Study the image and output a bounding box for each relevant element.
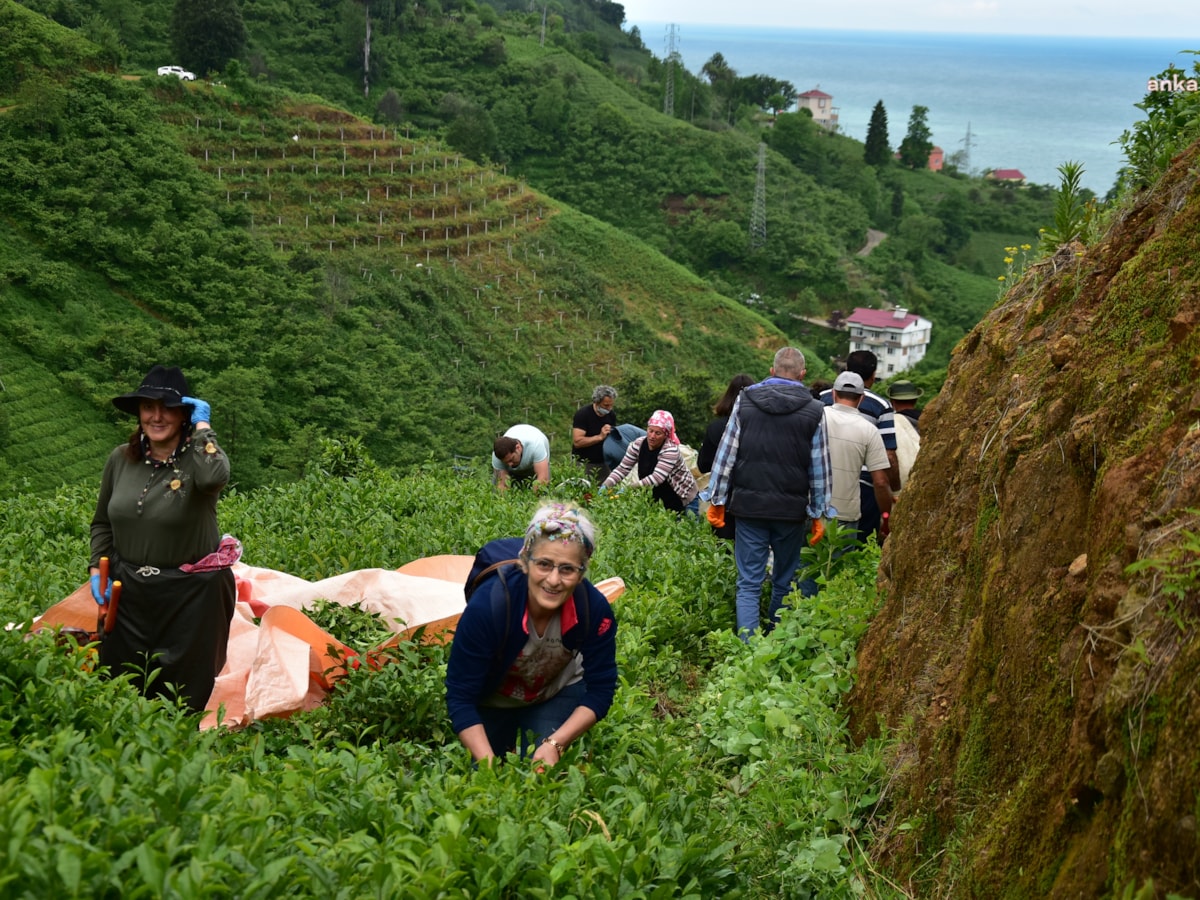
[706,347,835,641]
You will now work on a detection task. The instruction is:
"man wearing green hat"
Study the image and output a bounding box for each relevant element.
[886,380,923,431]
[886,380,923,492]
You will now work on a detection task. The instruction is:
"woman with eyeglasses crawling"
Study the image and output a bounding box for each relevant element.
[445,503,618,768]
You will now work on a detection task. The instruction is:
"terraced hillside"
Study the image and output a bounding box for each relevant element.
[2,61,788,493]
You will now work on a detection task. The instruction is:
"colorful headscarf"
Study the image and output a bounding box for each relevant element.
[522,502,596,559]
[647,409,679,444]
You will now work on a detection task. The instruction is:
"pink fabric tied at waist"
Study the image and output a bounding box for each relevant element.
[181,535,244,573]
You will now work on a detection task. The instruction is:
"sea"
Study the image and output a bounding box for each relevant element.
[630,25,1196,195]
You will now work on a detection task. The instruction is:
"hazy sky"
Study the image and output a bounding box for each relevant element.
[622,0,1200,39]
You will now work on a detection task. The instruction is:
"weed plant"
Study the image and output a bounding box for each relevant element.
[0,461,893,896]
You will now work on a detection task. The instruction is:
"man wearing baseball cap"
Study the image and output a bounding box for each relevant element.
[817,350,900,544]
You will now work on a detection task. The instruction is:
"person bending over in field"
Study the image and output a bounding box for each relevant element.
[445,504,618,768]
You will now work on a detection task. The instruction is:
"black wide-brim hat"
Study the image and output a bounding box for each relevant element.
[112,365,191,416]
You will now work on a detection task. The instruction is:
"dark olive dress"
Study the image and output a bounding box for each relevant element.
[90,428,235,712]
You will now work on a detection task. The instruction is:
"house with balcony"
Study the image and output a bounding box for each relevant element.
[844,307,932,375]
[796,87,839,132]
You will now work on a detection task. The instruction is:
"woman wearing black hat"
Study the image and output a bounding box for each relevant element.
[89,365,236,712]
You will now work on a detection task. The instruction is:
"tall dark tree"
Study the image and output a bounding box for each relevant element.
[890,183,905,222]
[864,99,890,167]
[701,52,736,122]
[898,104,933,169]
[170,0,246,77]
[735,73,795,111]
[376,88,403,125]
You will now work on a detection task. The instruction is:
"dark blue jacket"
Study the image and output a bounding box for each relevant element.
[445,564,618,734]
[729,380,824,520]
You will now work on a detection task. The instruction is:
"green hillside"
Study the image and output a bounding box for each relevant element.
[10,0,1059,329]
[0,7,787,494]
[1,0,1065,495]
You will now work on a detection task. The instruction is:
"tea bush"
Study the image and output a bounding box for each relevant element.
[0,465,895,897]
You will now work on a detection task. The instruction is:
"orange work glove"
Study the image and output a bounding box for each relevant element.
[809,517,826,546]
[706,504,726,528]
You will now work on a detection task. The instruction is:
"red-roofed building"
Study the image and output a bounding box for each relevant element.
[845,307,933,375]
[892,146,944,169]
[796,87,839,132]
[988,168,1026,183]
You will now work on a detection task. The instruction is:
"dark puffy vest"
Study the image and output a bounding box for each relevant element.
[728,381,824,521]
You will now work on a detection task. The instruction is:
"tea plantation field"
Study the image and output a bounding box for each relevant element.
[0,453,894,897]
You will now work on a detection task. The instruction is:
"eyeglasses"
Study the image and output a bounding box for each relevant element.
[529,558,586,578]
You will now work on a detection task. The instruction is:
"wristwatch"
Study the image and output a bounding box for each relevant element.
[542,735,565,754]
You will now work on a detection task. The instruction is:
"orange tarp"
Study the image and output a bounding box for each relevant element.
[32,557,625,731]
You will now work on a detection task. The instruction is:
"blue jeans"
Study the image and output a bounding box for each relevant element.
[798,519,859,598]
[733,517,807,641]
[477,680,586,758]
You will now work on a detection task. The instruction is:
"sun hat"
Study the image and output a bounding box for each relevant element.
[111,365,191,416]
[832,371,865,396]
[886,380,924,401]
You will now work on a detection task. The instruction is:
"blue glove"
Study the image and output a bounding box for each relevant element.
[90,573,112,606]
[182,396,211,426]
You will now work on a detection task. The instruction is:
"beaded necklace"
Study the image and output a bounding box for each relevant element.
[135,432,187,517]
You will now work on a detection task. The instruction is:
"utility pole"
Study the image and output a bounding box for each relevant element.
[663,24,680,117]
[750,142,767,250]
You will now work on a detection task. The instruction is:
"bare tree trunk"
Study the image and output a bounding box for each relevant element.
[363,4,371,98]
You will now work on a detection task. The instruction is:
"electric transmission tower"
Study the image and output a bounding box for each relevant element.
[750,142,767,250]
[960,121,978,175]
[663,24,680,117]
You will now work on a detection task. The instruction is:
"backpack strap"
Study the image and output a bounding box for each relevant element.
[467,558,521,599]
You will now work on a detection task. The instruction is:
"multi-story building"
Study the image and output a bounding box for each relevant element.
[845,307,932,375]
[796,87,839,132]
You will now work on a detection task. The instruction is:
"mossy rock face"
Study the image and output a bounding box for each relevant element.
[848,140,1200,897]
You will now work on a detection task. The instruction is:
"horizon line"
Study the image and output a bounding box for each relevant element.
[625,21,1198,42]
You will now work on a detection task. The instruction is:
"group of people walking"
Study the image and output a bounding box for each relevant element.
[90,348,921,768]
[705,347,921,640]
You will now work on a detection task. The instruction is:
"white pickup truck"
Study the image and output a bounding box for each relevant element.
[156,65,196,81]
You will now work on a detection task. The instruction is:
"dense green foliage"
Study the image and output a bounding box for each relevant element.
[169,0,246,77]
[0,8,781,494]
[9,0,1060,352]
[0,0,1081,499]
[1117,57,1200,192]
[0,461,894,896]
[897,105,933,170]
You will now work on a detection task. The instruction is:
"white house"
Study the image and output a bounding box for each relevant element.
[844,307,932,375]
[796,87,838,132]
